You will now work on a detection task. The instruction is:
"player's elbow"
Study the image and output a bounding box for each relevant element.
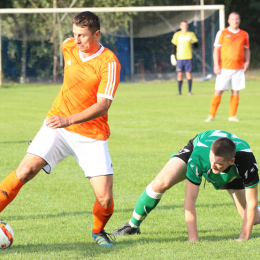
[99,103,111,116]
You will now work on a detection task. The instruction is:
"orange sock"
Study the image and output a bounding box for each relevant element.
[230,95,239,117]
[92,199,114,234]
[210,95,221,117]
[0,171,24,213]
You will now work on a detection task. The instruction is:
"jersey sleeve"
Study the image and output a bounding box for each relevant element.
[191,32,198,43]
[214,30,223,47]
[236,151,259,188]
[244,32,250,49]
[97,59,121,100]
[171,32,178,45]
[186,157,202,186]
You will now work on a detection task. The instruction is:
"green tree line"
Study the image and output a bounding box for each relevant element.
[0,0,259,83]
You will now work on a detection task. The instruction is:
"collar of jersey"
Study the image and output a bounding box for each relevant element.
[227,27,240,34]
[78,44,104,62]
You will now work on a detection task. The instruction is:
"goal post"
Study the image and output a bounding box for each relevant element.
[0,5,225,85]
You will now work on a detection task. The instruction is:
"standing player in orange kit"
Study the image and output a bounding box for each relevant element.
[0,11,120,247]
[205,12,250,122]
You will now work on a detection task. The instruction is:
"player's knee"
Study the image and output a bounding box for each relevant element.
[153,178,170,193]
[97,195,113,208]
[16,164,39,183]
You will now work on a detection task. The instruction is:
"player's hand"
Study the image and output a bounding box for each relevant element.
[213,65,221,75]
[46,115,71,129]
[243,62,249,72]
[171,54,177,66]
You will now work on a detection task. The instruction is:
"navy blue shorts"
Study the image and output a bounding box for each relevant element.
[176,59,193,73]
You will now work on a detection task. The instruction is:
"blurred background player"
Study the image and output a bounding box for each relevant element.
[0,11,120,247]
[205,12,250,122]
[113,130,260,242]
[171,21,198,95]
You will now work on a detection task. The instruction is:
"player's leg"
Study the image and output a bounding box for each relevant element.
[229,90,239,121]
[0,120,72,213]
[0,154,46,212]
[185,59,193,95]
[177,72,183,95]
[227,188,246,219]
[176,60,184,95]
[229,69,245,121]
[227,189,260,225]
[221,178,260,225]
[205,69,231,122]
[90,175,114,247]
[205,90,223,122]
[113,138,194,236]
[113,157,187,236]
[73,137,114,246]
[90,175,115,247]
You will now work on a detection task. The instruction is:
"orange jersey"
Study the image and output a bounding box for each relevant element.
[47,38,121,140]
[214,28,249,70]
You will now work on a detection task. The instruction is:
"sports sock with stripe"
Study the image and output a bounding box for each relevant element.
[92,199,114,234]
[0,171,24,213]
[230,95,239,117]
[129,182,164,227]
[209,94,221,117]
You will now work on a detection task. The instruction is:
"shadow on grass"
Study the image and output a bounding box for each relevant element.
[1,201,235,222]
[2,230,260,257]
[0,235,188,257]
[0,211,92,221]
[0,84,59,89]
[0,141,29,144]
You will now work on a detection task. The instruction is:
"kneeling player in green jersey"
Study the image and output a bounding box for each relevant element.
[113,130,260,241]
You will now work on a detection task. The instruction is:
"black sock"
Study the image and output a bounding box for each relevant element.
[188,79,192,93]
[178,80,183,94]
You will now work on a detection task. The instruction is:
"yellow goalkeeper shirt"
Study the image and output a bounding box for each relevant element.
[171,31,198,60]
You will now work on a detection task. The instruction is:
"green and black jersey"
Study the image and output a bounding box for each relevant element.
[185,130,259,190]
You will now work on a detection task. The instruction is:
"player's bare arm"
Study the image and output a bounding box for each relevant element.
[184,180,200,242]
[46,97,112,129]
[236,185,258,241]
[243,48,250,72]
[213,46,221,75]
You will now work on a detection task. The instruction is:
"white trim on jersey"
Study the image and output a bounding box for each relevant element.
[240,148,252,153]
[228,27,240,34]
[104,61,117,98]
[97,93,114,100]
[110,62,117,96]
[214,30,223,47]
[78,45,104,62]
[197,141,208,147]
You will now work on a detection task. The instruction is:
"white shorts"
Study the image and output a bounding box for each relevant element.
[27,120,113,177]
[215,69,245,91]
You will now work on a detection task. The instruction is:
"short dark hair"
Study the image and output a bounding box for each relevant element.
[229,12,240,19]
[211,137,236,161]
[73,11,100,34]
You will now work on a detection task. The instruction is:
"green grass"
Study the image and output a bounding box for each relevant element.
[0,80,260,259]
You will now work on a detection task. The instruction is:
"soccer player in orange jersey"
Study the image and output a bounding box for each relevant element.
[205,12,250,122]
[0,12,120,247]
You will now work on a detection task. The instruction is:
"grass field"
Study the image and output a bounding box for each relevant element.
[0,80,260,259]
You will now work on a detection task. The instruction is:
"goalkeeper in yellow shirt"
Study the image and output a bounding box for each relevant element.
[171,21,198,95]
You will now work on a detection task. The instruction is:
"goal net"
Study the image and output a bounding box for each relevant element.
[0,6,224,84]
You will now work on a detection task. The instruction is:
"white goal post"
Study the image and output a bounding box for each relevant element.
[0,5,225,86]
[0,6,225,28]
